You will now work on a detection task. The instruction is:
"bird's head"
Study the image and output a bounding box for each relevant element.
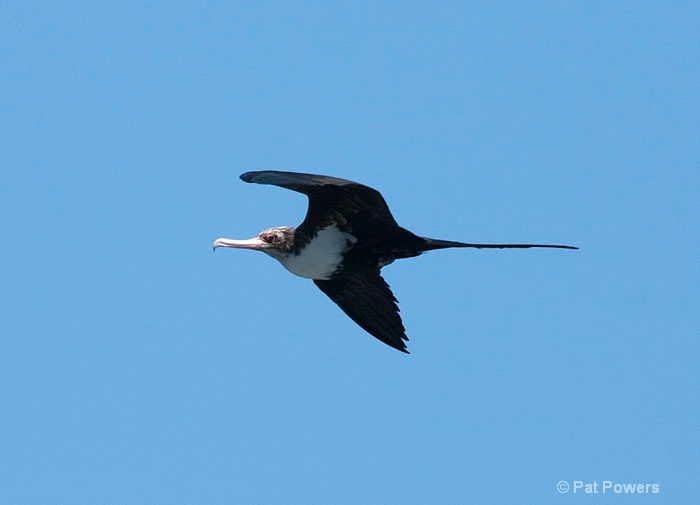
[213,226,295,260]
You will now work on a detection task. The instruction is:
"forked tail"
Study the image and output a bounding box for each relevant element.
[422,237,578,251]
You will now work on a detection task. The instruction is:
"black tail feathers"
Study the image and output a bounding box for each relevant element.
[422,237,578,251]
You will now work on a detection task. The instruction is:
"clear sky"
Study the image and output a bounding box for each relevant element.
[2,1,698,504]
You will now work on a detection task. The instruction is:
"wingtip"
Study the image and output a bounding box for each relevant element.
[239,171,256,183]
[391,339,410,354]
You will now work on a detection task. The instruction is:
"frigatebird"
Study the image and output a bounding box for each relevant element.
[214,171,577,353]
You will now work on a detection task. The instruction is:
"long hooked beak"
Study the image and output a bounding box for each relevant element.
[213,237,266,251]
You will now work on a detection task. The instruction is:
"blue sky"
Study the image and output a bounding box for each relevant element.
[2,1,698,504]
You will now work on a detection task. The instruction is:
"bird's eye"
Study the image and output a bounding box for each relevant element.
[263,234,275,243]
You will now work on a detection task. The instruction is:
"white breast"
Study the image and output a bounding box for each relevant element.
[275,225,357,280]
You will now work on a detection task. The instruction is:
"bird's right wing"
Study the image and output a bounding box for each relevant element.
[240,170,400,246]
[313,272,409,353]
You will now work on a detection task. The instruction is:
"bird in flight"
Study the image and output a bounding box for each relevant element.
[214,171,577,353]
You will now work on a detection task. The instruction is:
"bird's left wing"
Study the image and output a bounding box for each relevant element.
[313,272,409,353]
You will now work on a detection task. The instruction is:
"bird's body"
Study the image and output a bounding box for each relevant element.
[261,224,357,280]
[214,171,577,353]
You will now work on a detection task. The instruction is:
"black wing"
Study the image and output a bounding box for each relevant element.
[240,171,400,246]
[313,272,409,353]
